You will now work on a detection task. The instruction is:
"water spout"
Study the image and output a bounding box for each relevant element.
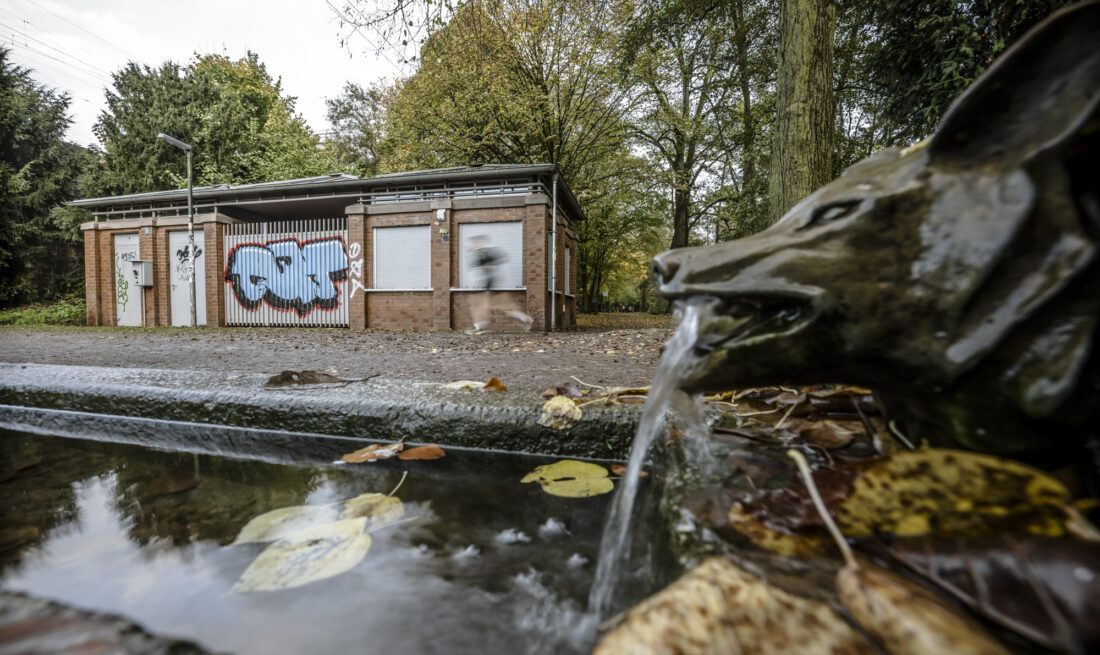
[588,297,718,616]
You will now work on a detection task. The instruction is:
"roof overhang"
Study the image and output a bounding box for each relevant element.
[71,165,586,223]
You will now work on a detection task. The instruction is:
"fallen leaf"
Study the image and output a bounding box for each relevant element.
[398,445,446,460]
[339,492,405,527]
[340,441,405,464]
[788,449,1011,655]
[610,464,648,478]
[521,459,613,498]
[233,505,340,545]
[837,448,1073,538]
[440,380,486,390]
[594,557,874,654]
[538,395,582,430]
[233,518,371,592]
[480,377,507,392]
[886,535,1100,654]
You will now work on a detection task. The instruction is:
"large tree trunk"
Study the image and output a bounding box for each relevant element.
[769,0,837,222]
[671,183,691,249]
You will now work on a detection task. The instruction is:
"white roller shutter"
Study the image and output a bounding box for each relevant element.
[374,225,431,289]
[459,222,523,289]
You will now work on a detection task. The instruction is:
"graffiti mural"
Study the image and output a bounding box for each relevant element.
[224,237,349,317]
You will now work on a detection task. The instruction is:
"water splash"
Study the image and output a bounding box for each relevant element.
[588,297,717,616]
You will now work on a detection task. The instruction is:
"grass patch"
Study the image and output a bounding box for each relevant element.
[576,311,675,330]
[0,293,86,326]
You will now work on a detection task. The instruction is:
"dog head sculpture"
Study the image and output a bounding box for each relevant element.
[653,2,1100,456]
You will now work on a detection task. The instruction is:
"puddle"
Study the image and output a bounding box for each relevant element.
[0,429,662,654]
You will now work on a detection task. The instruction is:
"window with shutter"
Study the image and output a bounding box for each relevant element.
[458,222,523,289]
[564,245,571,294]
[373,225,431,289]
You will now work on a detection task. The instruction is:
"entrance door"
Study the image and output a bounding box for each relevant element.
[169,230,207,326]
[113,233,141,326]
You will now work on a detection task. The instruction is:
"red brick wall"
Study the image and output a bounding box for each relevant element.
[83,230,102,326]
[366,291,434,329]
[82,196,578,332]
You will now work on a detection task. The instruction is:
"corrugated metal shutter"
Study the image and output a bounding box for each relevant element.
[459,222,523,288]
[373,225,431,289]
[224,218,349,327]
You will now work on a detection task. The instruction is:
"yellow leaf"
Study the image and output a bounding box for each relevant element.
[232,519,371,592]
[538,395,582,430]
[232,505,340,545]
[726,504,825,557]
[521,459,613,498]
[339,492,405,528]
[837,449,1073,538]
[595,558,874,654]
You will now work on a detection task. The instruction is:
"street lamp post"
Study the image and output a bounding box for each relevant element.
[157,133,197,328]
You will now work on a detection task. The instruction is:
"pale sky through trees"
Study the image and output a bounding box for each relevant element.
[1,0,400,148]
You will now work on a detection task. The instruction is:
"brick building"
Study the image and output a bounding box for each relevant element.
[75,165,581,331]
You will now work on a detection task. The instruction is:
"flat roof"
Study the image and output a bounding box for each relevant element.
[72,165,585,222]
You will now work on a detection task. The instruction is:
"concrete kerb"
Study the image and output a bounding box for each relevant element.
[0,363,642,462]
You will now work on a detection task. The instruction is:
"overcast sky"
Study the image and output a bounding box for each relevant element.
[2,0,402,148]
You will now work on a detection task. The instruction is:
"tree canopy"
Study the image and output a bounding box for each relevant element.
[86,51,351,197]
[0,48,90,305]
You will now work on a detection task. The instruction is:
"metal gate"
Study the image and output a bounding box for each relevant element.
[223,218,350,327]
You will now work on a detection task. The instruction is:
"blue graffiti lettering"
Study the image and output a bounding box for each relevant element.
[224,237,349,316]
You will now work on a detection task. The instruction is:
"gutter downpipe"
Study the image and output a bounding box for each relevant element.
[550,174,558,331]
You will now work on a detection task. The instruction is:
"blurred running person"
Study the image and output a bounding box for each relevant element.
[466,235,533,334]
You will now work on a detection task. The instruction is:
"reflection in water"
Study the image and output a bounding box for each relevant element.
[0,429,657,654]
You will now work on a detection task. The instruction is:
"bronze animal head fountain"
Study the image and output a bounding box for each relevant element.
[653,2,1099,457]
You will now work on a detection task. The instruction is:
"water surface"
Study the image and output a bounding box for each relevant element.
[0,428,660,654]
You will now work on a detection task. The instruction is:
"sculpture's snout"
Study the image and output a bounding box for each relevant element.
[651,251,681,291]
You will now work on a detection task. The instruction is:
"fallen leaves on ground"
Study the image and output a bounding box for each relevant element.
[440,377,507,391]
[340,441,405,464]
[398,445,446,460]
[263,370,375,389]
[594,557,874,654]
[480,377,506,392]
[538,395,582,430]
[521,460,614,498]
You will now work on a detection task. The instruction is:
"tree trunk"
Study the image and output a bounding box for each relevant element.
[769,0,837,222]
[671,183,691,249]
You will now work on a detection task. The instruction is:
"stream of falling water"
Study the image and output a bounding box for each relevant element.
[587,298,717,617]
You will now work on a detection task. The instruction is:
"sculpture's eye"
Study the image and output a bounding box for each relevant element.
[798,200,860,231]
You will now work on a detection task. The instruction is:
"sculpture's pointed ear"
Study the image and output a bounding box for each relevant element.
[930,1,1100,167]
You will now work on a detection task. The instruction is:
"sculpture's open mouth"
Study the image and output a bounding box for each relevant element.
[692,296,815,356]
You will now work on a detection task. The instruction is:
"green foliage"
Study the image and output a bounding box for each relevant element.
[0,48,91,306]
[325,81,394,177]
[0,291,86,325]
[86,52,351,197]
[858,0,1075,147]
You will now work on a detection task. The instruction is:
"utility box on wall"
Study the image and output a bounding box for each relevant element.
[130,260,153,287]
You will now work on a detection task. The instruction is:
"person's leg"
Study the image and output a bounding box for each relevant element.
[468,290,490,333]
[494,292,533,330]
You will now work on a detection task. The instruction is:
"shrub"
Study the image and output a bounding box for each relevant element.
[0,293,85,326]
